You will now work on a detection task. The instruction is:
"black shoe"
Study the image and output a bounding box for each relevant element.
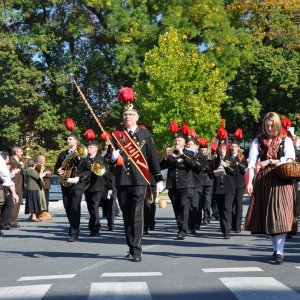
[202,219,208,225]
[1,226,10,230]
[235,229,241,233]
[149,225,155,230]
[10,224,21,228]
[224,235,230,239]
[177,232,186,240]
[108,225,114,231]
[286,233,292,239]
[276,254,284,264]
[190,230,196,236]
[195,225,200,230]
[272,251,276,260]
[132,255,142,262]
[143,228,149,235]
[67,236,79,242]
[90,231,99,237]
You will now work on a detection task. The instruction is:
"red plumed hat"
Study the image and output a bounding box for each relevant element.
[180,121,190,136]
[117,87,137,112]
[198,137,208,148]
[84,129,96,141]
[139,125,147,129]
[216,119,228,144]
[211,140,218,153]
[282,118,292,129]
[65,118,75,131]
[232,128,243,145]
[169,120,184,139]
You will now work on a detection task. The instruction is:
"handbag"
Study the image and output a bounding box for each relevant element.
[274,161,300,179]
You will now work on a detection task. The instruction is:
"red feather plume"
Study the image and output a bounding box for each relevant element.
[282,118,291,129]
[100,131,111,141]
[281,127,288,136]
[65,118,75,131]
[234,128,243,140]
[180,121,191,135]
[198,137,207,147]
[84,129,95,141]
[211,140,218,152]
[117,87,135,103]
[217,127,228,140]
[169,121,179,133]
[190,129,197,139]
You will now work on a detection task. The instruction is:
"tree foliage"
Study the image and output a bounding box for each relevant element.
[135,28,227,148]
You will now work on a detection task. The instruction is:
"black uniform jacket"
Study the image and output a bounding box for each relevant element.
[85,154,106,193]
[54,150,91,191]
[160,148,195,190]
[209,155,238,195]
[192,151,206,188]
[233,155,247,190]
[106,127,163,187]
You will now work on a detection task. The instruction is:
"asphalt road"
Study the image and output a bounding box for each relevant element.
[0,197,299,300]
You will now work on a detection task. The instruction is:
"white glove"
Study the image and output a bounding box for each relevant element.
[156,181,164,193]
[66,177,79,184]
[111,149,120,162]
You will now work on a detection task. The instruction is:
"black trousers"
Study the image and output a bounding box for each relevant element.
[215,193,235,236]
[62,188,84,238]
[144,187,157,229]
[104,189,117,227]
[85,191,102,233]
[1,187,13,228]
[231,188,244,231]
[189,187,203,230]
[117,186,146,256]
[44,189,49,212]
[202,185,213,221]
[168,188,192,234]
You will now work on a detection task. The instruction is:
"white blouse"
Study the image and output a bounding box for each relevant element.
[248,136,295,169]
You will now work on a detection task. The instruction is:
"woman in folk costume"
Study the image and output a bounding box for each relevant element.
[244,112,297,264]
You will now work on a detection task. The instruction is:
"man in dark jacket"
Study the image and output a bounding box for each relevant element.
[85,140,106,236]
[106,87,163,262]
[55,132,91,242]
[160,134,195,240]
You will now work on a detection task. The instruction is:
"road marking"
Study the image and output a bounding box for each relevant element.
[101,272,162,277]
[88,282,151,300]
[219,277,300,300]
[202,267,263,273]
[0,284,51,299]
[295,266,300,270]
[18,274,76,281]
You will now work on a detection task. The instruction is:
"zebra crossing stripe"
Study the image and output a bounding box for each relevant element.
[0,284,51,300]
[101,272,162,277]
[88,282,151,300]
[295,266,300,270]
[18,274,76,281]
[219,277,300,300]
[202,267,263,273]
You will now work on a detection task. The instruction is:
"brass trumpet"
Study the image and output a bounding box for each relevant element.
[170,146,182,157]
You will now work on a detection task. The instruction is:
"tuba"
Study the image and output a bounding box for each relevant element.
[60,144,88,188]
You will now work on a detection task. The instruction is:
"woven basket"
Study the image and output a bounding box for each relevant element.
[275,162,300,179]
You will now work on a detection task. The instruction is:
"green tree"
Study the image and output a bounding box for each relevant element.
[135,28,228,149]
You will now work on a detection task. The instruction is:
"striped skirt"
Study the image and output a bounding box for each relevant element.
[244,166,297,235]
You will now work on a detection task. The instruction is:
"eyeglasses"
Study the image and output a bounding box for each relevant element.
[123,113,137,117]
